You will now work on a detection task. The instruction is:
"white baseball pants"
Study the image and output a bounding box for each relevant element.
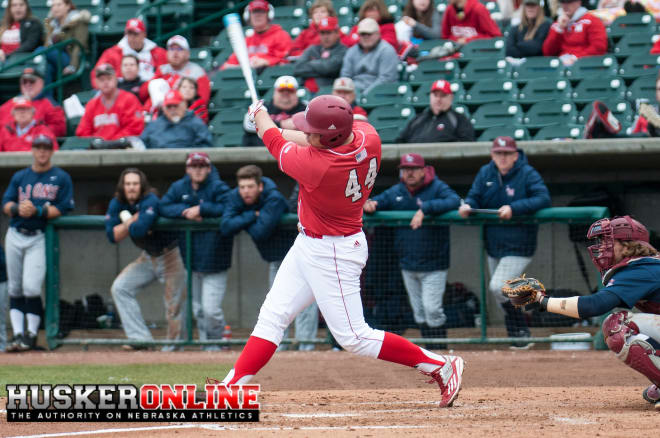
[401,269,448,328]
[252,232,385,357]
[5,227,45,298]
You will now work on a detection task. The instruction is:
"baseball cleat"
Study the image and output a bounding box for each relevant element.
[6,335,23,353]
[18,333,37,352]
[642,384,660,404]
[422,355,465,407]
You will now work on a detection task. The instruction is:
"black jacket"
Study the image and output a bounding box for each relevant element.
[505,19,551,58]
[293,41,347,88]
[395,107,475,143]
[15,17,44,54]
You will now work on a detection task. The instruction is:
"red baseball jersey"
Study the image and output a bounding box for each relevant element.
[76,90,144,140]
[262,120,381,236]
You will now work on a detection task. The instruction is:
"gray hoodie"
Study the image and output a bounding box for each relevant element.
[340,39,399,94]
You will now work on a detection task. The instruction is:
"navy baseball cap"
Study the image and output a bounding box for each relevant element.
[32,134,54,149]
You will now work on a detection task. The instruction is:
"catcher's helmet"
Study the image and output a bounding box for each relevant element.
[292,95,353,148]
[586,215,653,273]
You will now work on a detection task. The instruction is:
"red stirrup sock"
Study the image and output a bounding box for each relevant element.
[377,332,446,368]
[222,336,277,385]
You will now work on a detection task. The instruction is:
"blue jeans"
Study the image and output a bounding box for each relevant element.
[35,46,70,92]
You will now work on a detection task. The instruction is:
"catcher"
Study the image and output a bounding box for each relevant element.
[502,215,660,410]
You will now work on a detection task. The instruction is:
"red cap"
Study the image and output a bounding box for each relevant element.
[12,96,33,110]
[186,151,211,166]
[248,0,270,11]
[163,90,183,106]
[317,16,339,31]
[491,136,517,152]
[430,79,452,95]
[125,18,146,33]
[398,153,425,168]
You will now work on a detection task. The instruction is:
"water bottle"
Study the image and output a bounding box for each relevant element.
[221,325,232,351]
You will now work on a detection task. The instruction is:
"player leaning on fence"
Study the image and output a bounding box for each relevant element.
[363,153,460,350]
[159,152,233,351]
[2,135,74,352]
[458,136,550,348]
[104,168,186,351]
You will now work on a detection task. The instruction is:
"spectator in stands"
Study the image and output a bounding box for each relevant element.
[397,0,442,43]
[221,165,316,350]
[498,0,524,28]
[458,136,551,349]
[222,0,292,70]
[139,90,212,149]
[0,246,6,352]
[91,18,167,88]
[177,77,208,123]
[141,35,211,112]
[293,16,347,94]
[340,18,399,95]
[332,77,368,121]
[118,54,144,99]
[396,80,474,143]
[441,0,502,44]
[631,72,660,136]
[289,0,338,58]
[76,63,144,141]
[160,152,233,351]
[43,0,90,81]
[346,0,398,50]
[505,0,551,59]
[0,0,43,64]
[542,0,607,66]
[242,75,307,146]
[364,153,460,350]
[0,96,58,152]
[106,168,186,351]
[0,67,66,137]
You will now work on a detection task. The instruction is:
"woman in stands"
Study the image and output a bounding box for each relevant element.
[440,0,501,44]
[177,77,208,124]
[346,0,399,50]
[288,0,339,58]
[505,0,550,59]
[43,0,90,80]
[398,0,442,42]
[0,0,43,64]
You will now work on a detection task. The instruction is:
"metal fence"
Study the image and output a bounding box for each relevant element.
[44,206,608,350]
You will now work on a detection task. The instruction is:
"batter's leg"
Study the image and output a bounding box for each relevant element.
[111,252,157,341]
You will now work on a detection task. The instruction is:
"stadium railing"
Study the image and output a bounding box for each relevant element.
[44,206,608,350]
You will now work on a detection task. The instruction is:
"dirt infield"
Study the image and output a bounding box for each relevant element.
[1,349,657,437]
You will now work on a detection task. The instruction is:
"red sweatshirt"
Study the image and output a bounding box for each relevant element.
[76,90,144,140]
[441,0,502,42]
[222,24,292,68]
[0,96,66,137]
[0,121,58,152]
[139,61,211,110]
[650,39,660,54]
[91,37,168,88]
[542,10,607,58]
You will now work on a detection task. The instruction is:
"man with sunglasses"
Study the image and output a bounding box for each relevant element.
[139,90,212,149]
[339,18,398,95]
[242,75,306,146]
[0,67,66,137]
[91,18,167,88]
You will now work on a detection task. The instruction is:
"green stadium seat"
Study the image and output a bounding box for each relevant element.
[256,65,297,91]
[519,101,578,129]
[570,78,627,105]
[358,82,413,109]
[458,58,509,85]
[453,104,471,119]
[478,126,530,142]
[458,38,506,63]
[368,105,416,130]
[211,50,231,70]
[208,88,252,114]
[0,57,46,102]
[625,75,656,105]
[607,13,655,41]
[189,47,213,71]
[614,33,655,61]
[210,29,232,54]
[510,57,563,82]
[515,78,573,106]
[215,131,246,147]
[480,0,500,13]
[411,80,463,109]
[406,59,459,86]
[276,16,308,37]
[379,126,403,144]
[562,55,619,82]
[455,78,517,107]
[274,5,306,19]
[66,116,82,137]
[533,125,583,140]
[415,39,454,56]
[577,99,634,126]
[210,68,255,92]
[60,137,93,150]
[618,54,660,81]
[470,102,523,130]
[209,107,245,135]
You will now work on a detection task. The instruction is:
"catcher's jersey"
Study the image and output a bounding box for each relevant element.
[602,257,660,315]
[262,121,381,236]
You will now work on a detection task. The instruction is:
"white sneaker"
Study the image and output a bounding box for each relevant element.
[422,355,465,407]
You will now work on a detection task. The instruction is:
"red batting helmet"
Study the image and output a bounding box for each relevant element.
[292,95,354,148]
[586,215,653,273]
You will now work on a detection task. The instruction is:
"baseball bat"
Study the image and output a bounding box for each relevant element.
[223,13,259,104]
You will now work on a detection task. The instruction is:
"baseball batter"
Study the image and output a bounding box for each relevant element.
[502,216,660,410]
[209,95,464,407]
[1,135,74,352]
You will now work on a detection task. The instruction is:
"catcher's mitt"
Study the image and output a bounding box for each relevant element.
[501,274,546,308]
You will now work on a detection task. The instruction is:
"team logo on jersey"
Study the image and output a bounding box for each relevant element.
[328,124,336,130]
[486,181,494,186]
[93,113,120,128]
[50,176,57,181]
[353,240,361,248]
[146,206,155,215]
[395,196,403,202]
[355,148,367,162]
[19,183,60,201]
[182,194,189,200]
[436,123,445,131]
[506,186,515,197]
[606,278,615,287]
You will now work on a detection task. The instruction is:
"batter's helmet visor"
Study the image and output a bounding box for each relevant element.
[292,95,353,148]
